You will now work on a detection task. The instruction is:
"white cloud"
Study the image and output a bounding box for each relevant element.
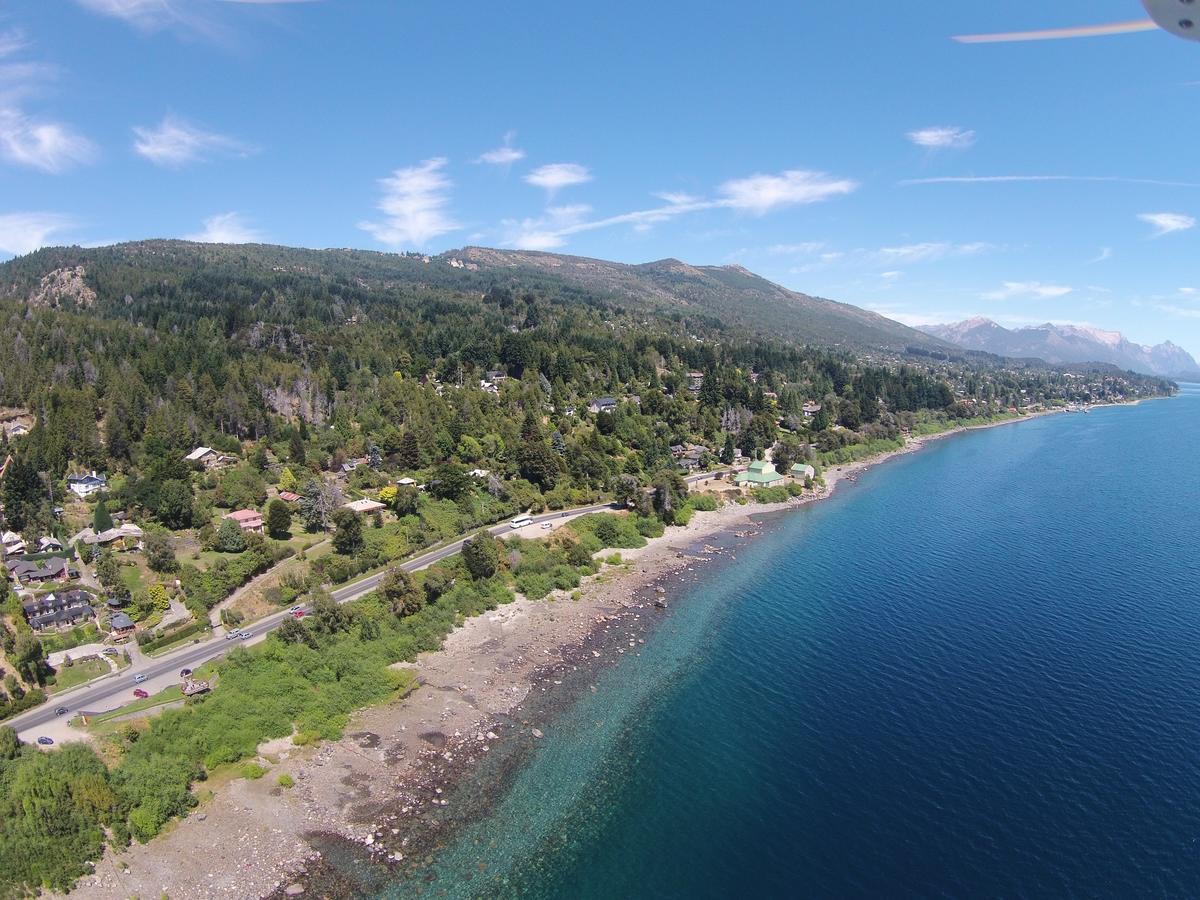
[0,108,96,172]
[982,282,1074,301]
[524,162,592,193]
[0,212,75,256]
[133,114,255,167]
[1156,303,1200,319]
[0,29,28,59]
[476,131,525,166]
[1137,212,1195,238]
[875,241,991,264]
[498,166,856,251]
[359,157,459,247]
[1089,247,1113,264]
[907,126,976,150]
[75,0,318,40]
[504,205,592,251]
[880,270,903,280]
[185,211,262,243]
[717,169,857,214]
[767,242,826,256]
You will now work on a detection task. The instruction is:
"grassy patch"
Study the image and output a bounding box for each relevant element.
[50,656,110,694]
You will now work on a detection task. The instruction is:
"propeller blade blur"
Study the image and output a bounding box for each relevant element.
[953,20,1159,43]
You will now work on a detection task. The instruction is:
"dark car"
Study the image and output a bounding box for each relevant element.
[133,688,149,699]
[179,668,193,678]
[36,736,54,746]
[54,706,68,716]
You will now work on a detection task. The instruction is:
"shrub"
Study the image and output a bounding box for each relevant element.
[241,763,266,780]
[277,773,295,789]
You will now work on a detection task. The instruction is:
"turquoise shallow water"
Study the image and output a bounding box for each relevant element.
[384,389,1200,898]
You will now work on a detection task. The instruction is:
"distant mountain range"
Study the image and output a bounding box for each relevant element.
[918,318,1200,379]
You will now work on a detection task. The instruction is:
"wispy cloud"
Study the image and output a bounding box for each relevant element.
[525,162,592,194]
[1137,212,1195,237]
[501,167,857,251]
[359,157,460,247]
[767,242,826,256]
[0,212,76,256]
[184,211,262,243]
[906,126,976,150]
[0,28,28,60]
[476,131,525,166]
[875,241,992,264]
[902,175,1200,188]
[1089,247,1113,264]
[1154,303,1200,320]
[0,33,96,172]
[717,169,857,214]
[133,114,255,167]
[0,108,96,172]
[75,0,318,41]
[982,281,1074,301]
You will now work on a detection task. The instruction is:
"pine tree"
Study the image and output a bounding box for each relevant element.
[93,500,113,533]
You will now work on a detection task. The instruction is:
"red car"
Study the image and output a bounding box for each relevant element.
[292,609,307,618]
[133,688,149,699]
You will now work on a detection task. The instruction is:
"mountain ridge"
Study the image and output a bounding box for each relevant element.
[0,240,951,354]
[919,317,1200,379]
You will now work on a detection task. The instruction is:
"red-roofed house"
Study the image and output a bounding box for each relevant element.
[278,491,301,503]
[224,509,264,534]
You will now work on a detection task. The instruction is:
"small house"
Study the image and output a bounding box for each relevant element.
[790,463,816,481]
[224,509,264,534]
[687,372,705,393]
[37,536,63,553]
[343,498,386,515]
[67,471,107,499]
[588,397,618,415]
[278,490,301,503]
[802,401,823,418]
[185,446,235,469]
[109,611,136,636]
[1,530,26,557]
[734,460,785,487]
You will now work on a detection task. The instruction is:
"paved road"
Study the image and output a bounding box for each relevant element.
[9,472,726,742]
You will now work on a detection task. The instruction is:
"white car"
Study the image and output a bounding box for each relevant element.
[540,522,553,529]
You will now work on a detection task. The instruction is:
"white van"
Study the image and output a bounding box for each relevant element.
[509,515,532,530]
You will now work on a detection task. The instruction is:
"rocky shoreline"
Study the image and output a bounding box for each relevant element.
[68,410,1070,899]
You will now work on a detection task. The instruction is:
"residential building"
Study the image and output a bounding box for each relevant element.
[1,530,26,557]
[343,498,386,514]
[73,523,144,550]
[37,536,63,553]
[8,556,79,585]
[109,611,136,636]
[278,490,301,503]
[185,446,235,469]
[802,401,823,418]
[687,372,705,393]
[588,397,618,414]
[734,459,786,487]
[790,463,816,481]
[224,509,264,533]
[67,471,107,498]
[22,589,95,630]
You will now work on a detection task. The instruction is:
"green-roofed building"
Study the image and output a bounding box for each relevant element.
[790,463,816,480]
[734,459,785,487]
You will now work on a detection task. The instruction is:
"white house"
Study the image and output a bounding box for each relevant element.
[67,471,107,499]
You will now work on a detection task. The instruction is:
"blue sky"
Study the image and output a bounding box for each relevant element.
[2,0,1199,355]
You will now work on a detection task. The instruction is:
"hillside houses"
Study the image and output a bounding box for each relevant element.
[72,523,144,550]
[185,446,236,469]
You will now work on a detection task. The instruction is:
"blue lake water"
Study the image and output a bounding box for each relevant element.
[386,388,1200,898]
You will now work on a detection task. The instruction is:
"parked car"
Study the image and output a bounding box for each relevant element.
[225,632,238,640]
[37,736,54,746]
[239,630,253,639]
[292,609,306,619]
[133,673,147,684]
[54,706,67,716]
[179,668,192,678]
[289,605,302,613]
[133,688,149,699]
[102,647,118,656]
[541,522,553,529]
